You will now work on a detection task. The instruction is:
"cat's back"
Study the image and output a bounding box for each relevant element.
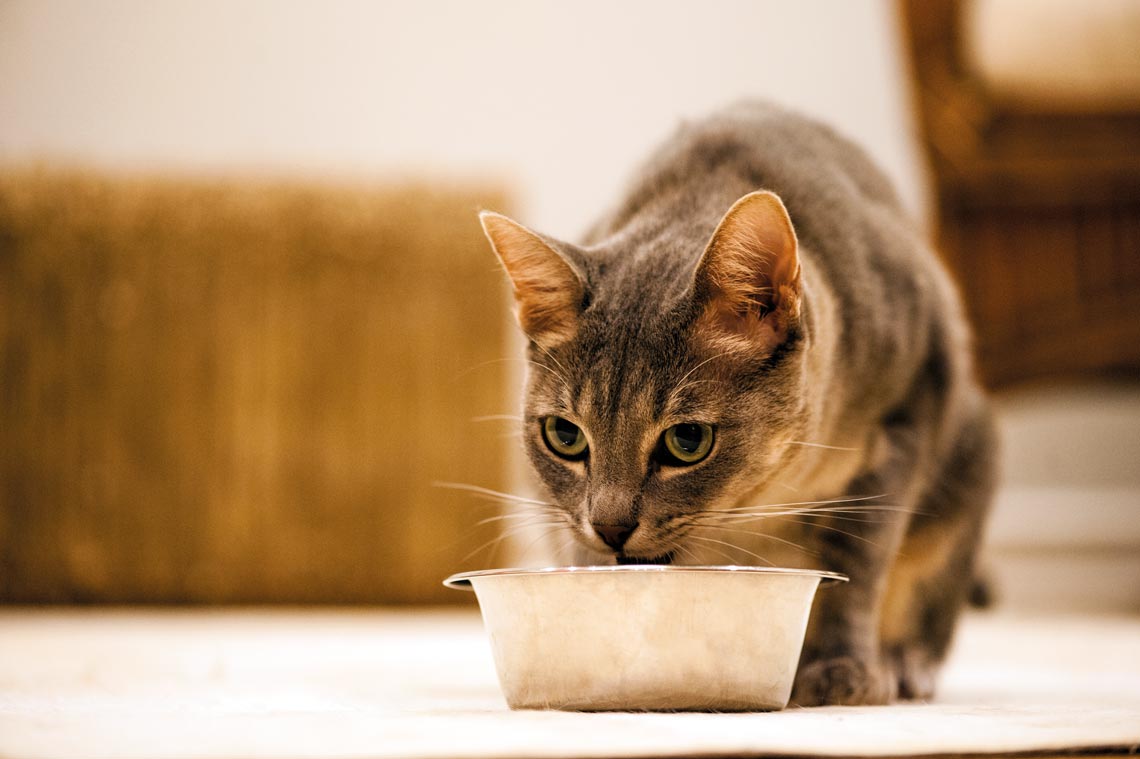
[594,101,904,244]
[593,101,972,416]
[680,100,905,214]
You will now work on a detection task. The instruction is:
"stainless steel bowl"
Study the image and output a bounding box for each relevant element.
[444,565,846,711]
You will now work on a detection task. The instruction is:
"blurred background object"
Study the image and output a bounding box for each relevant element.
[900,0,1140,612]
[901,0,1140,387]
[1,0,1137,609]
[0,171,510,603]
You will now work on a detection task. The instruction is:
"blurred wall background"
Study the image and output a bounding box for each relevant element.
[1,0,1137,608]
[0,0,927,236]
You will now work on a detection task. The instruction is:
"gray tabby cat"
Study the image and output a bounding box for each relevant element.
[479,101,995,706]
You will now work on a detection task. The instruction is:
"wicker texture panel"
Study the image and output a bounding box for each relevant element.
[0,170,512,603]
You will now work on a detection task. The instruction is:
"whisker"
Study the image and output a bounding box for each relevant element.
[432,481,553,507]
[669,378,728,393]
[472,511,563,528]
[715,493,890,514]
[770,517,881,547]
[681,536,738,566]
[707,505,915,523]
[668,350,739,403]
[471,414,523,423]
[686,534,775,566]
[529,360,568,384]
[532,342,570,378]
[676,351,733,388]
[800,504,917,514]
[671,539,701,565]
[443,509,558,555]
[510,521,575,566]
[783,509,905,523]
[549,531,578,566]
[650,521,702,567]
[654,519,707,563]
[463,519,567,564]
[786,440,861,452]
[461,532,513,564]
[696,522,819,557]
[453,356,529,381]
[789,503,915,516]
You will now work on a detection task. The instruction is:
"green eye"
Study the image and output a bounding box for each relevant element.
[542,416,589,459]
[662,423,714,465]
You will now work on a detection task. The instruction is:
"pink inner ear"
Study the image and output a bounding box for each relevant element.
[480,212,584,346]
[693,191,802,354]
[698,300,787,357]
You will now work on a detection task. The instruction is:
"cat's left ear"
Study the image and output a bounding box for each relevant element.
[691,190,802,354]
[480,211,586,347]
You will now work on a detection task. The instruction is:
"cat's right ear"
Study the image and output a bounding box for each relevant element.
[479,211,585,347]
[691,191,802,356]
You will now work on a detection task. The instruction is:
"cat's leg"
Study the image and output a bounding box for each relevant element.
[882,535,979,700]
[790,356,959,708]
[881,402,997,700]
[790,394,996,707]
[789,425,914,707]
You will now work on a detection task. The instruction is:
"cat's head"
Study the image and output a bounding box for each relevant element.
[481,192,811,564]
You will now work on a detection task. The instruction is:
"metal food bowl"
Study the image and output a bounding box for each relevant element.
[444,565,846,711]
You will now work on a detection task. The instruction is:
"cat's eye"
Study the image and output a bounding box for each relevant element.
[661,423,714,465]
[542,416,589,459]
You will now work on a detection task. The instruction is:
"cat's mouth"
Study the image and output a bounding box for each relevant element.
[615,551,674,566]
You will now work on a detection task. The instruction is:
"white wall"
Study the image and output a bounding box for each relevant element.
[0,0,927,237]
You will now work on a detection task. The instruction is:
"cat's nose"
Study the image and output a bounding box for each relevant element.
[593,522,635,551]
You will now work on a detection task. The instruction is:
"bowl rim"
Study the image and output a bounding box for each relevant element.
[443,565,848,590]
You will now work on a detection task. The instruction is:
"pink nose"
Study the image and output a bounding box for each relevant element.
[593,523,635,551]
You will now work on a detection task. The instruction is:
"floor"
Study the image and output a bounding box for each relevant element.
[1,607,1139,759]
[984,380,1140,614]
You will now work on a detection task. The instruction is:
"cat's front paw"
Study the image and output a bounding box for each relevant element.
[791,655,897,707]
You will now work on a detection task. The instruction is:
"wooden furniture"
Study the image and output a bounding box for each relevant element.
[0,171,512,604]
[900,0,1140,387]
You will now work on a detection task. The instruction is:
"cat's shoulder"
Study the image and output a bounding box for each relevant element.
[668,100,903,210]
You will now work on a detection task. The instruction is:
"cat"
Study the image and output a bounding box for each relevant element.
[478,101,996,707]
